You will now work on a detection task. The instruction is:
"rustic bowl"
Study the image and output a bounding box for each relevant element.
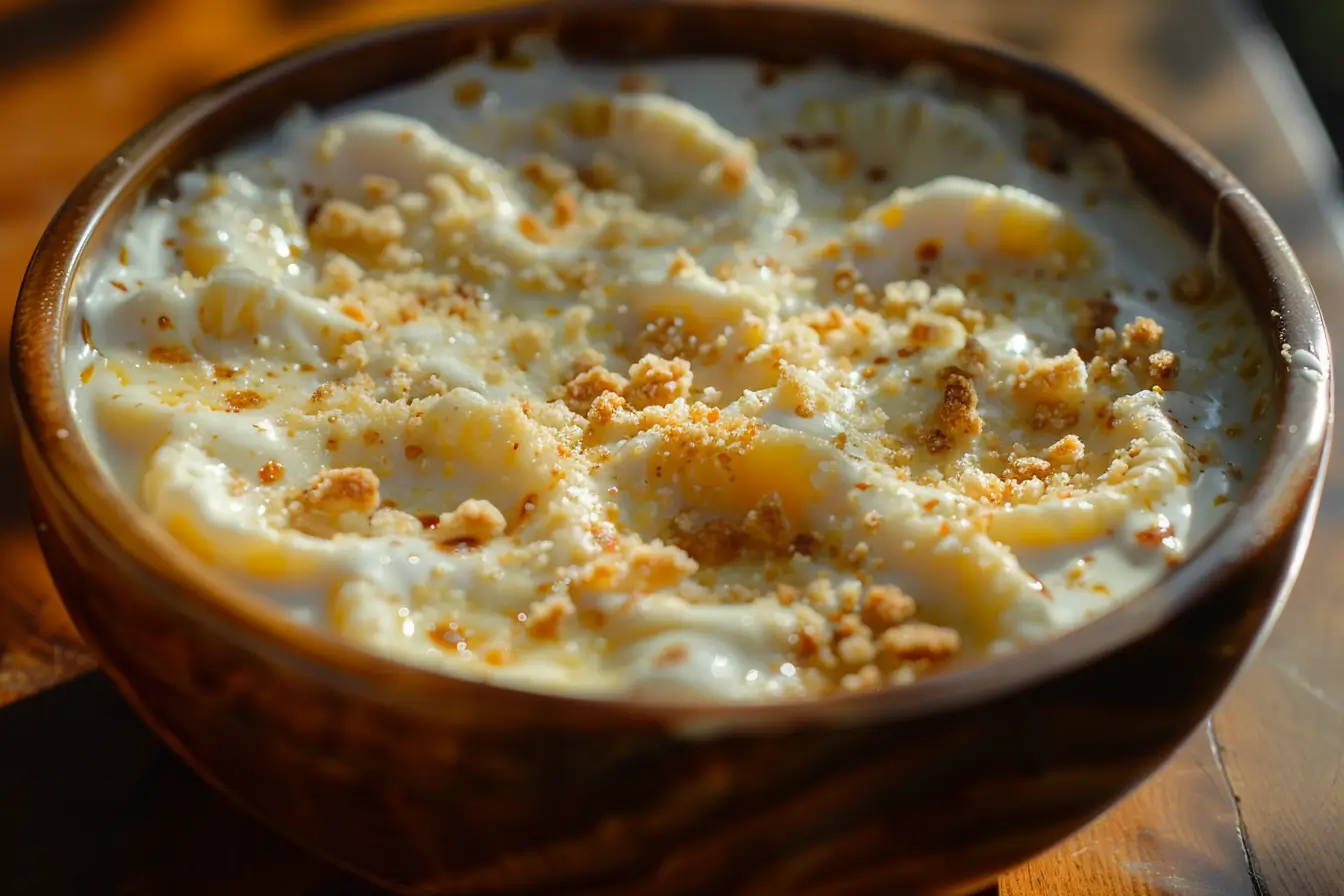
[10,2,1333,894]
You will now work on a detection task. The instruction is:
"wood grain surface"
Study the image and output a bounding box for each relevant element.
[0,1,1340,894]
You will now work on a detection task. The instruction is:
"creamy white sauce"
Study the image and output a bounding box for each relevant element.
[64,38,1273,700]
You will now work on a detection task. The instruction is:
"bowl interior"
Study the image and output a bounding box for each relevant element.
[11,0,1332,727]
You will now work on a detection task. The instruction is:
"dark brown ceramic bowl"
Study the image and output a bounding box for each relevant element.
[10,2,1333,894]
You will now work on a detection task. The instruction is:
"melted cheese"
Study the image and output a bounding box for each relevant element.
[66,39,1273,700]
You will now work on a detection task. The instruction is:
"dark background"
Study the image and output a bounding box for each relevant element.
[1255,0,1344,165]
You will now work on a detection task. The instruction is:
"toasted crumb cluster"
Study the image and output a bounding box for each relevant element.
[436,499,507,545]
[784,580,961,692]
[289,468,381,536]
[625,355,693,409]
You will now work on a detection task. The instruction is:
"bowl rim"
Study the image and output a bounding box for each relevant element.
[11,0,1334,730]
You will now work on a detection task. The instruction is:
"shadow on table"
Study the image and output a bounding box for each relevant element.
[0,674,381,895]
[0,677,1013,896]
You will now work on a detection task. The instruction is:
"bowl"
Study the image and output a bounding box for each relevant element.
[11,2,1332,893]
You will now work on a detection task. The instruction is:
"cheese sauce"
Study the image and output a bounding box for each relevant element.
[65,38,1273,700]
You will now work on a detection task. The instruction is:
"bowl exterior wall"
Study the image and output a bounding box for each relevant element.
[23,422,1315,894]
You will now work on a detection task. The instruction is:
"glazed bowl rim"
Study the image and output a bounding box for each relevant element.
[11,0,1333,729]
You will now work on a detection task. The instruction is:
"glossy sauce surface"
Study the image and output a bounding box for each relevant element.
[65,39,1273,700]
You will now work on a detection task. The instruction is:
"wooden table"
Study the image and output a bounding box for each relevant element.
[2,1,1341,893]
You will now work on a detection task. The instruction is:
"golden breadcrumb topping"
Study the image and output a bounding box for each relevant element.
[71,44,1269,701]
